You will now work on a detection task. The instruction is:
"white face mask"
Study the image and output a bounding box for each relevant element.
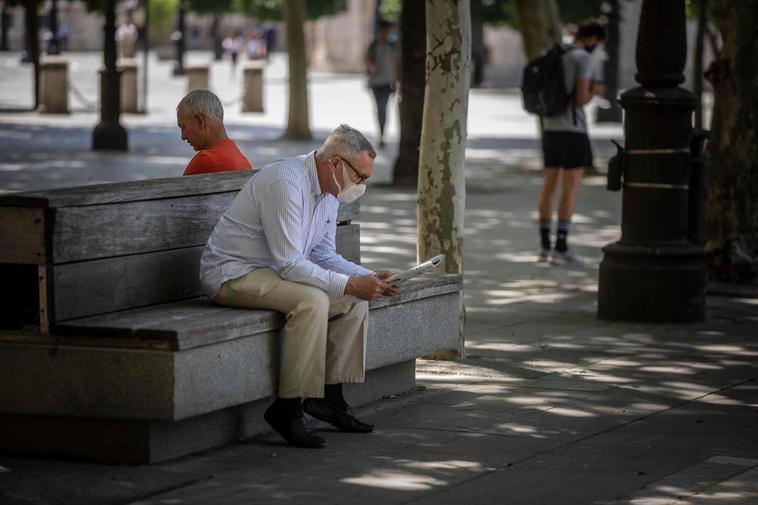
[332,160,366,203]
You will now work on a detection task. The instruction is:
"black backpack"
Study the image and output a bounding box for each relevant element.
[521,43,572,118]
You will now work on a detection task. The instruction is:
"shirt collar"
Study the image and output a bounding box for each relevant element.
[305,151,322,196]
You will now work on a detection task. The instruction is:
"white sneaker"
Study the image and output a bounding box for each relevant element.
[551,249,583,266]
[537,249,551,262]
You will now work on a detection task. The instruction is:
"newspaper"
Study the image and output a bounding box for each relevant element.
[385,254,446,284]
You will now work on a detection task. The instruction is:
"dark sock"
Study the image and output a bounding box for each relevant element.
[556,219,570,252]
[273,397,303,419]
[539,219,552,250]
[324,383,347,410]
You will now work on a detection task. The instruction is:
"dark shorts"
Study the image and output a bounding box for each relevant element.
[541,131,593,169]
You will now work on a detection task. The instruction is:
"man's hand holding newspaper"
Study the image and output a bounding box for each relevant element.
[383,254,446,286]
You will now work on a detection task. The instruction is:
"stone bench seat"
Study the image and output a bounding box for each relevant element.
[4,275,461,426]
[0,172,463,464]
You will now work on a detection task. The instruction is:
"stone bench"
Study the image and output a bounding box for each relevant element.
[0,171,462,464]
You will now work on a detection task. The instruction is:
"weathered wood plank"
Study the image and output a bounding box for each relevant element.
[52,224,362,321]
[0,173,359,221]
[52,198,358,263]
[38,265,53,334]
[53,274,462,350]
[53,298,282,350]
[54,247,205,321]
[0,330,173,351]
[0,172,254,208]
[52,194,234,263]
[0,207,47,264]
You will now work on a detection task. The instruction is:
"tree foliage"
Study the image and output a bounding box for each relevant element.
[187,0,234,14]
[233,0,345,20]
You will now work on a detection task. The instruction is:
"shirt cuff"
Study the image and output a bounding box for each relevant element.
[329,272,350,297]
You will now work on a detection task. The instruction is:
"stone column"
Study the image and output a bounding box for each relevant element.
[186,64,209,93]
[598,0,704,322]
[242,61,264,112]
[38,55,69,114]
[118,59,139,114]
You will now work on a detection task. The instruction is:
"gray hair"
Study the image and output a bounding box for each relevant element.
[316,124,376,161]
[177,89,224,122]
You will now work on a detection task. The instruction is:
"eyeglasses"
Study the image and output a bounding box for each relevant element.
[336,156,370,184]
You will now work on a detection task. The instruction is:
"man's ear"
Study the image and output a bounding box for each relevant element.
[195,113,207,129]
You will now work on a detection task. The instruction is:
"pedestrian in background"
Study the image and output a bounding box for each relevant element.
[537,19,606,265]
[223,32,244,74]
[364,19,400,148]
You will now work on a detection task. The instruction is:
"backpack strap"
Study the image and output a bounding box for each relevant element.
[367,40,377,64]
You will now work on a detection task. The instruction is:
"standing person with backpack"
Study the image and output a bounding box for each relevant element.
[365,19,401,148]
[527,20,606,265]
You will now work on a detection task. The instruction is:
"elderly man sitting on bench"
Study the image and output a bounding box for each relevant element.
[177,89,253,176]
[199,124,398,448]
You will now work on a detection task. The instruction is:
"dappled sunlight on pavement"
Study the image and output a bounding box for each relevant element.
[2,50,757,505]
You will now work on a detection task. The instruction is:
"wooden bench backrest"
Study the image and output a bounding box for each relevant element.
[0,172,360,333]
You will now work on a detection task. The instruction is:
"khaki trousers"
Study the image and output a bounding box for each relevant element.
[215,268,368,399]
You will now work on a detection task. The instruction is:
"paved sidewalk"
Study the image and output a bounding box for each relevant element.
[1,51,757,505]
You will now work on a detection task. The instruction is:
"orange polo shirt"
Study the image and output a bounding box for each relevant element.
[183,139,253,176]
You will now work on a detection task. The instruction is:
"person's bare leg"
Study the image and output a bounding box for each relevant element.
[538,168,561,219]
[558,168,584,220]
[554,168,585,259]
[537,168,560,259]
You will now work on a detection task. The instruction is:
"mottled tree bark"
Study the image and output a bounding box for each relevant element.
[513,0,561,60]
[704,1,758,283]
[391,0,426,186]
[417,0,470,358]
[283,0,311,140]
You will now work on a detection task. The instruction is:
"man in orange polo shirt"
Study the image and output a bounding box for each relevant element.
[177,90,254,176]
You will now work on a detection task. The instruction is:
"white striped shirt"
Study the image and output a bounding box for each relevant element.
[199,151,374,299]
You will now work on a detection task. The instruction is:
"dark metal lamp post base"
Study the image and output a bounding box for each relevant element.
[598,243,705,322]
[92,122,128,151]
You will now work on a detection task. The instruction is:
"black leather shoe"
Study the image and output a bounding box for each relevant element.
[303,398,374,433]
[264,404,326,448]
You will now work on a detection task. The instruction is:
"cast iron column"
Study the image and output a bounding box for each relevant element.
[1,3,11,52]
[92,0,128,151]
[597,0,704,322]
[23,0,40,108]
[142,0,150,113]
[596,0,622,123]
[46,0,60,55]
[172,1,186,76]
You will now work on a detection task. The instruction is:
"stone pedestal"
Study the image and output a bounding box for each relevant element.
[242,61,265,113]
[38,55,68,114]
[118,58,138,113]
[186,65,209,93]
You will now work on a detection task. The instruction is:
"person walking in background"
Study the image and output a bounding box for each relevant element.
[223,31,244,74]
[244,29,266,61]
[176,90,253,176]
[537,20,606,265]
[115,13,138,60]
[364,19,400,148]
